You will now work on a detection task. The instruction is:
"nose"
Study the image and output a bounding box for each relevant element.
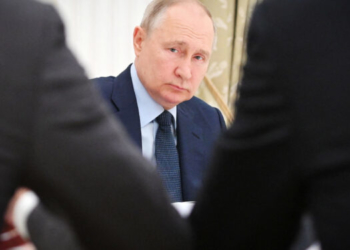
[175,60,192,80]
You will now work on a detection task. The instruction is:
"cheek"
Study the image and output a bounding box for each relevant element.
[157,62,176,80]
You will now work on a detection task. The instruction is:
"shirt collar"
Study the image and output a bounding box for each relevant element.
[130,64,177,128]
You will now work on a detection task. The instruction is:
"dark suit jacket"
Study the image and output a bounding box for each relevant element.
[0,0,191,249]
[190,0,350,249]
[93,65,226,201]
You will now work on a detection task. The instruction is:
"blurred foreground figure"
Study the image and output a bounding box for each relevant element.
[0,0,191,249]
[191,0,350,249]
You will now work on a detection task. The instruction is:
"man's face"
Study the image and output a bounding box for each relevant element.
[133,2,214,110]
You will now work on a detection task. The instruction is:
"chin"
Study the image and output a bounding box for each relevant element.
[161,92,191,107]
[161,99,182,109]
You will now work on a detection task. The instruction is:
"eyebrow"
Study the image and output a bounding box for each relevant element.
[167,40,210,57]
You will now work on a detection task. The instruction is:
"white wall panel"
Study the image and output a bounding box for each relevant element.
[38,0,152,78]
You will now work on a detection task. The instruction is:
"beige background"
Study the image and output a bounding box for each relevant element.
[198,0,262,123]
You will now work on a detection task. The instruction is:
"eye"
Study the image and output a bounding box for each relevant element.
[170,48,178,53]
[194,55,204,61]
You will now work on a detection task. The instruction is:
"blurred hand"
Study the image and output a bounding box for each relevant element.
[4,188,30,226]
[0,188,35,249]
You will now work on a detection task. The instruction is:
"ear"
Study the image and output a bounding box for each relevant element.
[133,26,146,57]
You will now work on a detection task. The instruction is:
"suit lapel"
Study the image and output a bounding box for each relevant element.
[110,66,142,149]
[177,102,204,200]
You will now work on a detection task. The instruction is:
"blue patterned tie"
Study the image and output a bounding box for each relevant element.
[155,111,183,202]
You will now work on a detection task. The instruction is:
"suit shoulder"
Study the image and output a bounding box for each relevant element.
[90,76,116,98]
[92,76,116,87]
[185,96,218,112]
[91,66,132,93]
[182,97,225,129]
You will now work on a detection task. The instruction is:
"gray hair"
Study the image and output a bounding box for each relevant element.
[140,0,216,34]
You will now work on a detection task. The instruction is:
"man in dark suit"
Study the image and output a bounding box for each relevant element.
[190,0,350,249]
[0,0,191,249]
[92,62,225,201]
[92,0,224,201]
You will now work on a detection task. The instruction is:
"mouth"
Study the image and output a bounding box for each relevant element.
[168,84,186,91]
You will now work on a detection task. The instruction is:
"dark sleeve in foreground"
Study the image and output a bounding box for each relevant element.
[189,2,303,250]
[28,204,83,250]
[18,2,191,250]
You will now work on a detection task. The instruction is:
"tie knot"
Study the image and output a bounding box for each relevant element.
[156,111,173,126]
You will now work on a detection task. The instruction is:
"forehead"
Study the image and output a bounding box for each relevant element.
[150,2,214,53]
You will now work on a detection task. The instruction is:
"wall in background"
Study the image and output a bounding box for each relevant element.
[38,0,152,78]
